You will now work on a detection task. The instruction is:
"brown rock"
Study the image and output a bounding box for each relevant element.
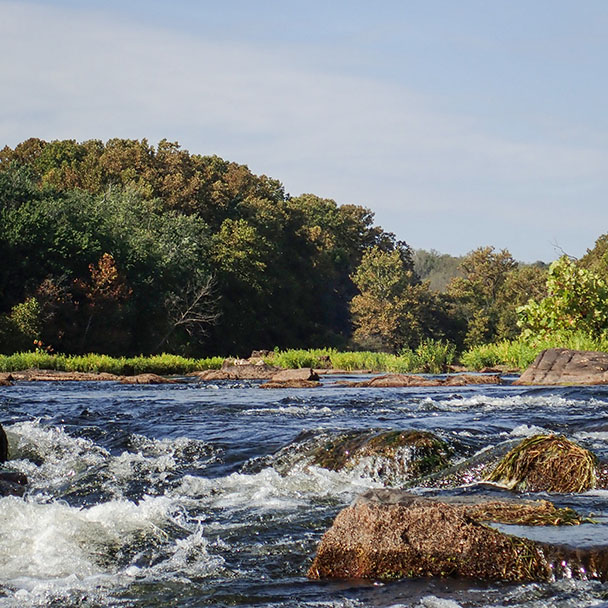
[193,361,279,380]
[308,490,603,582]
[0,374,13,386]
[8,370,120,382]
[260,379,321,389]
[514,348,608,386]
[119,373,180,384]
[339,374,501,388]
[192,369,232,381]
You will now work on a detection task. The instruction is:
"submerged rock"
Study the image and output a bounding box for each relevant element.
[264,429,452,486]
[119,373,180,384]
[259,379,321,389]
[339,374,502,388]
[514,348,608,385]
[308,490,600,582]
[485,434,599,493]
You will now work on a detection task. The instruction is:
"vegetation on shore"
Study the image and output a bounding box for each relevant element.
[1,138,607,365]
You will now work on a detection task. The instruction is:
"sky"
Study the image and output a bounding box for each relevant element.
[1,0,607,262]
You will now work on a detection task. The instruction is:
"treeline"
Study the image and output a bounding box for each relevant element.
[0,138,605,358]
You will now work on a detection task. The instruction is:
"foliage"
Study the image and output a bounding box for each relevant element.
[269,342,455,373]
[0,297,43,354]
[446,247,547,347]
[350,246,453,352]
[518,255,608,340]
[1,138,403,356]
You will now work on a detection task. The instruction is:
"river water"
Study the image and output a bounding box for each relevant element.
[2,375,608,607]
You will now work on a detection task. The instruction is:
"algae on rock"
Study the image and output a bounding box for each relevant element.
[485,434,598,493]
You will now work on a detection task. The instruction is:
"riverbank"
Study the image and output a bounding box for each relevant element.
[1,335,607,377]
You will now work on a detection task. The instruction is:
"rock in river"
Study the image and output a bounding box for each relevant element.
[263,429,452,486]
[340,374,502,388]
[514,348,608,385]
[484,434,600,493]
[308,490,604,582]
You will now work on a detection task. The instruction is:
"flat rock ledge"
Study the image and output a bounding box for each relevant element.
[308,490,606,582]
[337,373,502,388]
[514,348,608,386]
[1,370,180,384]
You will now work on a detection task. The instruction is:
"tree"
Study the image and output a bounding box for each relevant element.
[350,245,446,352]
[447,247,518,347]
[518,256,608,340]
[72,253,133,353]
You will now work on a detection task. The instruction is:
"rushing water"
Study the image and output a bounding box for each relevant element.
[2,375,608,607]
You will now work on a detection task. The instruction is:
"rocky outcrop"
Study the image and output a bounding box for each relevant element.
[270,368,319,382]
[339,374,502,388]
[308,490,601,582]
[514,348,608,385]
[485,434,600,492]
[119,373,180,384]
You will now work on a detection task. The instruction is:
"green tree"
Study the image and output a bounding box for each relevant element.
[447,247,518,347]
[518,256,608,340]
[350,245,447,352]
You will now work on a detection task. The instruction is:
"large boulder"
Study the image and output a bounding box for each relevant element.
[485,434,599,492]
[514,348,608,385]
[308,490,600,582]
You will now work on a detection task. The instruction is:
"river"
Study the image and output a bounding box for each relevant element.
[1,375,608,607]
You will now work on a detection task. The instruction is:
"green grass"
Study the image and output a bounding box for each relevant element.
[268,340,455,374]
[0,352,224,375]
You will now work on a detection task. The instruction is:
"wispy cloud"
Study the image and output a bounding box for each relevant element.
[1,1,606,260]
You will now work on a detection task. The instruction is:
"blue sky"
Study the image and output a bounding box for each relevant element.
[1,1,606,262]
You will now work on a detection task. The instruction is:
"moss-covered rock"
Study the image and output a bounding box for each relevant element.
[258,429,453,486]
[485,434,598,493]
[312,430,451,481]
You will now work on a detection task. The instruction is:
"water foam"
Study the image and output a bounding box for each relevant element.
[177,465,381,512]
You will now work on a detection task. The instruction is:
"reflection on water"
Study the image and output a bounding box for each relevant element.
[0,378,607,606]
